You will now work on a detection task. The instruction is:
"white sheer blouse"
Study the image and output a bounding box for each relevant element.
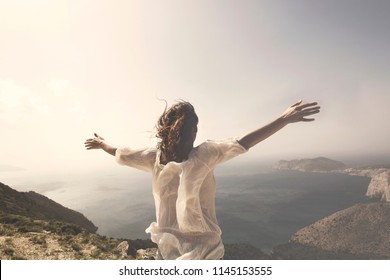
[115,138,247,259]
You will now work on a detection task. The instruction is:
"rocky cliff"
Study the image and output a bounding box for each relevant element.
[0,182,97,233]
[0,211,156,260]
[342,168,390,202]
[272,202,390,259]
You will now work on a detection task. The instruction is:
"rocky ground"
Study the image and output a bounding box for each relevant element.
[0,212,268,260]
[0,212,133,260]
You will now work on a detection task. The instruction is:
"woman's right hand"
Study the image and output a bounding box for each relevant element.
[280,100,320,124]
[84,133,105,150]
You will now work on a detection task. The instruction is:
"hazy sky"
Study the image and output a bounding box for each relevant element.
[1,0,389,172]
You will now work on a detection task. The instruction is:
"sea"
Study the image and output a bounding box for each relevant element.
[0,161,375,252]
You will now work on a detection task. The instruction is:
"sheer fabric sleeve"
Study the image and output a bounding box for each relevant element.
[197,138,248,170]
[115,147,156,172]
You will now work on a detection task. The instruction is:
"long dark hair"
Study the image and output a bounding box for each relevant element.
[156,101,198,164]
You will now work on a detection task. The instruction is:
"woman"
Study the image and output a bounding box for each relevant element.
[84,100,320,259]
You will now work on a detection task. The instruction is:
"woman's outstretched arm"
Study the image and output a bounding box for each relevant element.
[237,100,320,150]
[84,133,117,156]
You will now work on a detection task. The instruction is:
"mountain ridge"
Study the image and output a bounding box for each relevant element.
[272,202,390,259]
[0,181,97,233]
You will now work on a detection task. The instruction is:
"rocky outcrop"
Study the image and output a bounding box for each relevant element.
[0,212,134,260]
[274,157,346,172]
[274,203,390,259]
[343,168,390,202]
[366,170,390,201]
[0,182,97,233]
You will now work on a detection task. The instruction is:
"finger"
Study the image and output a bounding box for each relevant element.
[299,107,320,115]
[94,133,105,140]
[94,133,99,137]
[299,106,320,113]
[85,140,98,145]
[296,102,318,111]
[301,108,320,116]
[301,118,315,122]
[85,145,97,149]
[291,100,303,107]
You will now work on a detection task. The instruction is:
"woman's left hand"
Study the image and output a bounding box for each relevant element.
[84,133,105,150]
[280,100,320,124]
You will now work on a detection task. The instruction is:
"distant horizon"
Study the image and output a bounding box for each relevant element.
[1,151,390,174]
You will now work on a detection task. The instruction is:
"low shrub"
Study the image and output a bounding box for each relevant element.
[71,243,81,252]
